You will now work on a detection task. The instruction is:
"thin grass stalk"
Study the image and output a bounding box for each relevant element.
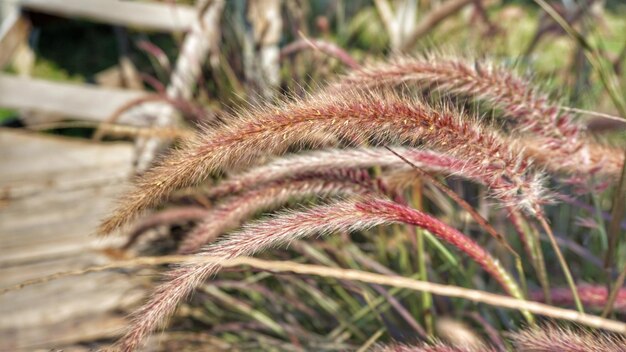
[98,89,546,236]
[590,188,610,251]
[294,241,412,327]
[604,148,626,277]
[326,266,423,341]
[347,248,429,338]
[209,279,320,318]
[537,215,584,313]
[410,178,435,335]
[507,209,552,304]
[532,0,626,117]
[279,38,361,69]
[201,285,285,335]
[508,209,532,256]
[357,328,385,352]
[371,283,429,339]
[117,198,526,351]
[527,216,552,302]
[603,262,626,318]
[507,209,536,268]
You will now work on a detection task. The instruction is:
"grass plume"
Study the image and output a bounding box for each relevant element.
[202,147,465,200]
[98,89,546,236]
[117,197,524,351]
[178,169,385,253]
[509,324,626,352]
[335,55,624,179]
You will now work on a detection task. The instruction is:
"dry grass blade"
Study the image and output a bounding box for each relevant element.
[216,258,626,335]
[27,121,194,139]
[0,256,192,295]
[603,262,626,318]
[92,94,208,141]
[280,38,360,69]
[5,256,625,336]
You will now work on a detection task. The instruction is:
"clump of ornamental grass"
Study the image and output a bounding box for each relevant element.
[99,54,626,351]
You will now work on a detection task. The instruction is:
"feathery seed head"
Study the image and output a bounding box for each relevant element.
[178,168,385,253]
[335,55,624,180]
[509,324,626,352]
[99,88,546,236]
[117,197,523,351]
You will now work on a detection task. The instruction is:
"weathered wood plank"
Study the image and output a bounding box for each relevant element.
[0,11,31,69]
[0,129,145,349]
[0,74,148,123]
[20,0,196,32]
[0,129,133,197]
